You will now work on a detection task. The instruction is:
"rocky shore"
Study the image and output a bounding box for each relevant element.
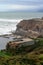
[0,17,43,50]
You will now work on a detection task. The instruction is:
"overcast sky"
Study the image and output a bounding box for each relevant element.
[0,0,43,12]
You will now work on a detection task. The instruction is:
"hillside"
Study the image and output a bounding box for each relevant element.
[0,38,43,65]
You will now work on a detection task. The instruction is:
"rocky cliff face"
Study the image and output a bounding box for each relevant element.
[15,18,43,38]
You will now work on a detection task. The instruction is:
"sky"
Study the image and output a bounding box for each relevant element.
[0,0,43,12]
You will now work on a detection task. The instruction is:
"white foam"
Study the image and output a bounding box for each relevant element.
[0,18,22,22]
[0,18,22,35]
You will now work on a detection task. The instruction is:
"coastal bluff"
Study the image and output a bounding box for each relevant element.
[15,17,43,38]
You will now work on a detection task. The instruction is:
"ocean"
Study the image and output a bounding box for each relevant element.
[0,12,43,35]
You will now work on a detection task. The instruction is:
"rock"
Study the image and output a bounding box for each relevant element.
[15,17,43,38]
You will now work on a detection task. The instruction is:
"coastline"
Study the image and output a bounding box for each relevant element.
[0,17,43,50]
[0,32,22,50]
[0,17,43,65]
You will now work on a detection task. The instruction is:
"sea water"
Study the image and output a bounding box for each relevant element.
[0,12,43,35]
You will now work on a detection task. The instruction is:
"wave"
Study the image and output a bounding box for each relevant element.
[0,18,22,35]
[0,18,22,23]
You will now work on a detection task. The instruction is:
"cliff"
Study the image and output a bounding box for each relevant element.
[15,17,43,38]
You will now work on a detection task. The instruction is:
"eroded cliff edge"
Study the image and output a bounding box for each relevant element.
[15,17,43,38]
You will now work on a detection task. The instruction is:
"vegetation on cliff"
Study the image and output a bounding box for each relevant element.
[0,38,43,65]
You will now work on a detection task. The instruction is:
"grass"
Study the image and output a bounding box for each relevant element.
[0,50,43,65]
[0,38,43,65]
[39,54,43,60]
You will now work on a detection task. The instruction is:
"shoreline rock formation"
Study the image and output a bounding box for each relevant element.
[15,17,43,38]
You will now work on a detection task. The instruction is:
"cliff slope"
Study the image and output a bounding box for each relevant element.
[15,17,43,38]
